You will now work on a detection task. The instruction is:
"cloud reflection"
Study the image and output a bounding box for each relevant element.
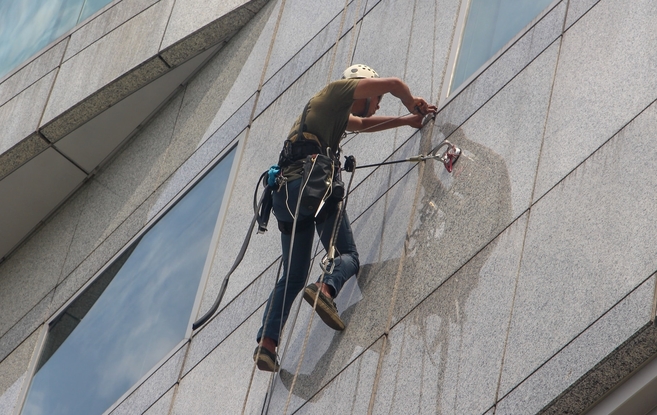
[0,0,116,79]
[21,149,236,415]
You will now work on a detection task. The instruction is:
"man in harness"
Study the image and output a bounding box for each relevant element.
[254,64,437,372]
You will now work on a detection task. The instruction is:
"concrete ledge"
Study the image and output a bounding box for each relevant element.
[160,6,254,67]
[40,57,170,142]
[0,134,49,181]
[541,319,657,414]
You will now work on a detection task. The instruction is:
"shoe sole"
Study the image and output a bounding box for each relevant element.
[303,285,345,331]
[253,347,279,372]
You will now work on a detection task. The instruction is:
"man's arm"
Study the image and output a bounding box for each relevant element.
[347,113,426,132]
[353,78,436,115]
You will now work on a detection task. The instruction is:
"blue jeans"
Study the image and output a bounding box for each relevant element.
[257,178,359,344]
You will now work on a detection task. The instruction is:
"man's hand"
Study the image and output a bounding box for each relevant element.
[407,97,437,116]
[403,113,430,129]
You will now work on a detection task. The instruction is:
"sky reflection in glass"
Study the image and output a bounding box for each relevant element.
[450,0,554,93]
[21,148,236,415]
[0,0,113,79]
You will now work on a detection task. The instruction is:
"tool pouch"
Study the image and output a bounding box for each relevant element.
[300,154,344,216]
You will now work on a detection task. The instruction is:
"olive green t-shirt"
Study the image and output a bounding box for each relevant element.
[281,78,359,180]
[287,78,359,151]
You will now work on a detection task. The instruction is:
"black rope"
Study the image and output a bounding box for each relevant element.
[193,172,269,330]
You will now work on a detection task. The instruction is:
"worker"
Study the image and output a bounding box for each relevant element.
[254,64,437,372]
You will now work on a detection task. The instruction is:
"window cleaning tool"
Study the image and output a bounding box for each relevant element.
[354,139,461,172]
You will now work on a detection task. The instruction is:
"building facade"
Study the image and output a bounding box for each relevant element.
[1,0,657,414]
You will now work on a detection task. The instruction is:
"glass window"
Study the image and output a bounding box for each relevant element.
[0,0,114,79]
[449,0,554,94]
[20,148,236,415]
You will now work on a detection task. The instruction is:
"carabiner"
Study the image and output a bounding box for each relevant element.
[429,140,461,173]
[320,255,336,275]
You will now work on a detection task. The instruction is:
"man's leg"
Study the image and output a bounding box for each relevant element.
[317,210,359,296]
[257,223,314,345]
[255,179,316,371]
[302,210,359,330]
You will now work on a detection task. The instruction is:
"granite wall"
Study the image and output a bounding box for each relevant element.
[1,0,656,413]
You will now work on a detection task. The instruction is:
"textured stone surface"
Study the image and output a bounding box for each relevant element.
[143,387,175,414]
[0,372,25,415]
[0,294,50,364]
[458,42,557,218]
[261,0,346,81]
[42,56,171,142]
[496,275,655,415]
[403,0,459,104]
[0,40,66,107]
[285,339,382,414]
[199,0,279,142]
[372,214,527,415]
[58,90,184,278]
[540,321,657,414]
[0,133,49,181]
[534,0,657,199]
[160,0,263,67]
[565,0,602,29]
[255,0,367,116]
[184,260,279,375]
[40,0,175,140]
[65,0,161,60]
[0,71,56,154]
[148,125,247,224]
[0,151,87,325]
[110,344,187,415]
[50,196,148,314]
[170,306,270,415]
[0,185,82,340]
[0,330,39,397]
[2,1,656,414]
[56,44,216,173]
[346,130,421,227]
[390,40,557,324]
[499,100,657,397]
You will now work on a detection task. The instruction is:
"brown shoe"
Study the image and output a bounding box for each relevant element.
[303,283,345,331]
[253,345,280,372]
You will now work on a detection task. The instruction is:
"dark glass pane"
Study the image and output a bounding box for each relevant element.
[21,148,236,415]
[451,0,554,93]
[0,0,85,78]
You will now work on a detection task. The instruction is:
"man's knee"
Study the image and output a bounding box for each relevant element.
[277,216,314,235]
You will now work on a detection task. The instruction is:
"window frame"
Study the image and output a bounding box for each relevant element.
[13,136,244,415]
[439,0,560,109]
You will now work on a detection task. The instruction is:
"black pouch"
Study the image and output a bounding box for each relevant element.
[299,154,334,213]
[299,153,345,216]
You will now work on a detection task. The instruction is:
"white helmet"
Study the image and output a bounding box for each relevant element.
[342,64,379,79]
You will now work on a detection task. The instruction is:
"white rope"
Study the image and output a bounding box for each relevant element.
[276,6,364,415]
[248,0,383,411]
[238,0,291,412]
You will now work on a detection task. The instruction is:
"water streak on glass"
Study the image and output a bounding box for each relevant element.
[21,148,236,415]
[450,0,554,94]
[0,0,113,79]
